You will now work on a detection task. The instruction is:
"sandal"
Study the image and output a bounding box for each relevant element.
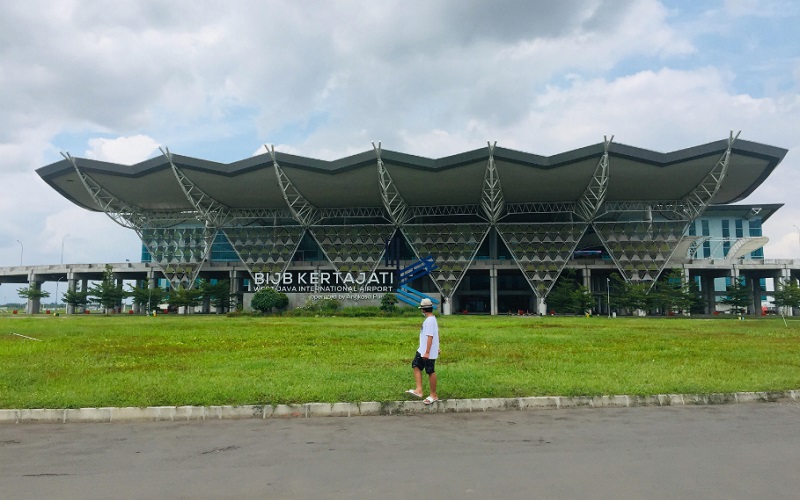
[423,396,439,405]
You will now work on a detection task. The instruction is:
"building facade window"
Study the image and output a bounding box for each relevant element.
[722,219,730,257]
[749,218,764,258]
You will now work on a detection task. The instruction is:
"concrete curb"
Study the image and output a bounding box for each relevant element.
[1,390,797,424]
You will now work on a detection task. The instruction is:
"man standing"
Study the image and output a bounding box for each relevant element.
[406,298,440,404]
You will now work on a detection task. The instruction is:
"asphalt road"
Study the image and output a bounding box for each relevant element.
[2,402,799,499]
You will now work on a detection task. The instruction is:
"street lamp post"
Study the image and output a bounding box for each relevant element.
[61,234,70,264]
[16,240,23,266]
[56,277,65,314]
[607,277,611,318]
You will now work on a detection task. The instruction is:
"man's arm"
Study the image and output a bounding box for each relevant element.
[423,335,433,358]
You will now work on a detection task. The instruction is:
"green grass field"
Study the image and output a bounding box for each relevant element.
[2,314,799,409]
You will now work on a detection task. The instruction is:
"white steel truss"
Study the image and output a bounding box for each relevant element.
[268,144,321,227]
[505,202,576,214]
[161,147,232,229]
[574,135,612,222]
[680,130,740,220]
[480,141,505,223]
[375,141,411,226]
[61,152,148,231]
[411,205,482,218]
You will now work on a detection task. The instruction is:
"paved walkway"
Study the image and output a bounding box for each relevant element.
[3,402,800,499]
[2,389,797,424]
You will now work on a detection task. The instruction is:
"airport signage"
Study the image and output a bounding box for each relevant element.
[252,270,396,294]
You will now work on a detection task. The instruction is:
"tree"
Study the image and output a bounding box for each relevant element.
[653,269,686,314]
[251,287,289,314]
[546,271,596,315]
[200,279,234,312]
[62,289,90,312]
[546,280,577,314]
[127,279,164,314]
[573,285,596,314]
[167,284,204,314]
[652,269,707,315]
[685,280,706,315]
[772,279,800,313]
[88,265,127,313]
[17,284,50,313]
[17,285,50,301]
[547,281,595,315]
[380,293,398,313]
[720,278,750,315]
[606,274,656,315]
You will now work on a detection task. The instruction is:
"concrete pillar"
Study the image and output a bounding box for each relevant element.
[489,267,498,316]
[749,276,760,316]
[26,274,42,314]
[442,295,452,315]
[116,276,125,313]
[67,273,76,315]
[144,270,157,315]
[537,296,546,316]
[230,270,242,311]
[582,268,591,289]
[700,274,712,314]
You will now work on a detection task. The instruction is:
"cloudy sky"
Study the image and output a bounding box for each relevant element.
[1,0,799,283]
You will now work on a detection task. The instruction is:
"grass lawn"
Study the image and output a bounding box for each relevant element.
[1,314,799,408]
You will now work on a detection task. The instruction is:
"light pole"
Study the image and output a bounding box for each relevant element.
[607,277,611,318]
[16,240,23,266]
[56,277,65,314]
[61,234,70,264]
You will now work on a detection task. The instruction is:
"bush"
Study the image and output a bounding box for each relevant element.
[251,288,289,314]
[380,293,398,313]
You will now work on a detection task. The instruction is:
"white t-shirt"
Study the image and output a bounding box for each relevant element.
[417,315,439,359]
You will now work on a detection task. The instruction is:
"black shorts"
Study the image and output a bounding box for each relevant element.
[412,351,436,374]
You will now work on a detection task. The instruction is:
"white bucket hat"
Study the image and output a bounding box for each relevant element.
[418,298,433,309]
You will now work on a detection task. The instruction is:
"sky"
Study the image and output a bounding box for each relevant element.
[1,0,799,288]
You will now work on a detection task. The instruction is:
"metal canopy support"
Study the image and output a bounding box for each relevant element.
[680,130,740,220]
[268,144,320,227]
[60,152,147,232]
[160,146,227,288]
[505,202,576,215]
[481,141,505,224]
[161,147,232,229]
[374,141,411,226]
[574,135,612,222]
[411,205,481,218]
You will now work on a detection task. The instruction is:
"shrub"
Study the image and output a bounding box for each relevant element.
[251,288,289,314]
[380,293,398,313]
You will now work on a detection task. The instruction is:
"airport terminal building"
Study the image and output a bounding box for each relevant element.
[29,133,796,315]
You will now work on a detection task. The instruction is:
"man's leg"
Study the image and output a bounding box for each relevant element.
[413,367,424,396]
[428,371,437,399]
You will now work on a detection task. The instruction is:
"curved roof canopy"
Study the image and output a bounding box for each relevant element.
[36,138,788,213]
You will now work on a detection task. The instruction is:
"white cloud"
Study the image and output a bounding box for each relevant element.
[85,135,160,164]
